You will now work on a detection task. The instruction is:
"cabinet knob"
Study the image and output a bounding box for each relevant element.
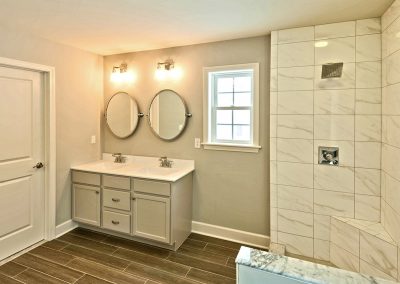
[95,191,100,194]
[111,220,120,225]
[132,197,136,200]
[111,198,120,202]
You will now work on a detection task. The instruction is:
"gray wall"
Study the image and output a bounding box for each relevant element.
[103,36,270,235]
[0,26,103,225]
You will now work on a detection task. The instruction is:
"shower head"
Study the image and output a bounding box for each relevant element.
[321,63,343,79]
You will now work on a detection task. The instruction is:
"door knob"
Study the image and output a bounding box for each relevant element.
[33,162,44,169]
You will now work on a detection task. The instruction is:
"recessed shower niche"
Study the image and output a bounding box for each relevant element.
[318,146,339,166]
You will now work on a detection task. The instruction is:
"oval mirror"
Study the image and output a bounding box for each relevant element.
[105,92,143,138]
[148,89,191,141]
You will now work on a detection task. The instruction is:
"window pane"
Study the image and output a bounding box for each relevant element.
[216,110,232,124]
[234,76,251,92]
[233,110,250,124]
[217,125,232,140]
[217,93,233,107]
[234,92,251,106]
[217,77,233,92]
[233,125,250,141]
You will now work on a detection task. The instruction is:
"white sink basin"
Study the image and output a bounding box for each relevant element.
[134,167,182,176]
[71,160,125,173]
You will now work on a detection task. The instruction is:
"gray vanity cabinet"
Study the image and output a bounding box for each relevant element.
[71,172,101,226]
[71,169,193,251]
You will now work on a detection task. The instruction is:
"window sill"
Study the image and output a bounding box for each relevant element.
[202,142,261,153]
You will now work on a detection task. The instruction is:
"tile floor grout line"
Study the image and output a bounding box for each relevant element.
[61,257,146,284]
[184,267,192,278]
[182,243,238,260]
[122,256,198,281]
[64,256,78,267]
[185,265,237,281]
[10,266,29,279]
[72,273,86,284]
[19,267,71,284]
[58,237,118,256]
[77,236,169,260]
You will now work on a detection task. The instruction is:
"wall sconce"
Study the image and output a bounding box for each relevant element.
[155,59,182,80]
[111,63,134,83]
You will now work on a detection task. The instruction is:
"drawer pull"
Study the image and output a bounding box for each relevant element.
[111,198,120,202]
[111,220,120,225]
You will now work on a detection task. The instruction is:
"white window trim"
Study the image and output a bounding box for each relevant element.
[202,63,260,153]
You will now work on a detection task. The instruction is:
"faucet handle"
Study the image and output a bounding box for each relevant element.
[112,153,122,157]
[159,156,167,161]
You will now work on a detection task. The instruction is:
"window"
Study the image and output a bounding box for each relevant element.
[203,63,260,152]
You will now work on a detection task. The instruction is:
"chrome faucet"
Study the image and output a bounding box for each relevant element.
[159,156,173,168]
[112,153,125,163]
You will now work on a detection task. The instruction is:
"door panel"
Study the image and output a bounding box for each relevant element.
[0,177,32,237]
[0,76,32,161]
[133,193,170,244]
[0,66,44,260]
[72,184,100,226]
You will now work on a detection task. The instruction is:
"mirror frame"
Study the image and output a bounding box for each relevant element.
[147,89,192,141]
[105,92,144,139]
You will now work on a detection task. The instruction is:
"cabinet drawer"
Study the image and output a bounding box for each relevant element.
[103,189,131,211]
[72,171,100,186]
[103,175,130,190]
[133,179,170,196]
[102,210,130,234]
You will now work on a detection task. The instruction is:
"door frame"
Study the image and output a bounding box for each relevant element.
[0,56,56,240]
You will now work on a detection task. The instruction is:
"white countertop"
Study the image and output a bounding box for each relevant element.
[236,246,395,284]
[70,153,195,182]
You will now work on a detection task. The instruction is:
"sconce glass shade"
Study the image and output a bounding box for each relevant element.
[111,63,134,83]
[155,59,182,80]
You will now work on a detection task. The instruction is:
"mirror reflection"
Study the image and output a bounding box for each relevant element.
[105,92,141,138]
[148,89,190,140]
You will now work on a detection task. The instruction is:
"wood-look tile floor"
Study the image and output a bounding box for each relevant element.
[0,228,252,284]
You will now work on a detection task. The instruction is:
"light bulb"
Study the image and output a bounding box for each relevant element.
[110,71,123,83]
[170,67,183,80]
[315,41,328,48]
[155,68,167,80]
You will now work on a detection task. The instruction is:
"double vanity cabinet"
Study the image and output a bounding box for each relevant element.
[71,154,194,250]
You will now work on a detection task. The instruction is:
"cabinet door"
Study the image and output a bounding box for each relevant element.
[72,184,100,226]
[133,193,170,243]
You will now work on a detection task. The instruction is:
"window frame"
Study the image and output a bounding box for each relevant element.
[203,63,261,153]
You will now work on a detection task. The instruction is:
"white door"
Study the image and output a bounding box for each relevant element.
[0,66,44,260]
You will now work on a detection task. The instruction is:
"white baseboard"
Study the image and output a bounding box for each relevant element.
[191,221,269,249]
[55,219,78,238]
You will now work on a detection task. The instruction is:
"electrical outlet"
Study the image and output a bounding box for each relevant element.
[194,138,201,149]
[90,135,96,144]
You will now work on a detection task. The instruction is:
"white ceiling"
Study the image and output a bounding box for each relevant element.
[0,0,394,55]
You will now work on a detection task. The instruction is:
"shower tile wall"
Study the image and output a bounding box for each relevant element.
[382,0,400,245]
[270,18,382,260]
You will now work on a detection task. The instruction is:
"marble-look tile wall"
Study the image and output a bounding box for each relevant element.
[270,18,382,260]
[382,0,400,245]
[330,217,398,281]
